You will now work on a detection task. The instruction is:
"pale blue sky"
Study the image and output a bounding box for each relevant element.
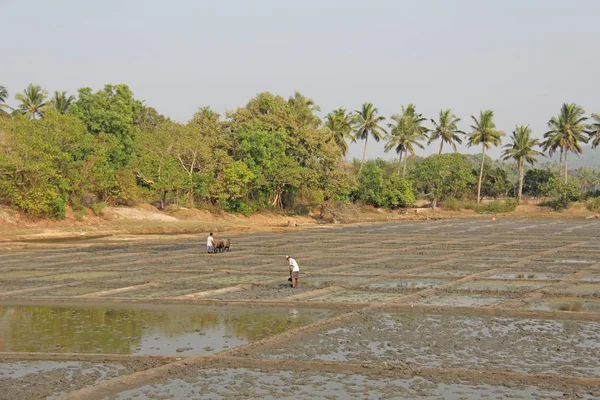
[2,0,599,160]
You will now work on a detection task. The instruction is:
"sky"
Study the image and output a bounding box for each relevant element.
[1,0,599,161]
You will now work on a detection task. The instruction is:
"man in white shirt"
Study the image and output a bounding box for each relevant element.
[207,233,215,254]
[286,255,300,288]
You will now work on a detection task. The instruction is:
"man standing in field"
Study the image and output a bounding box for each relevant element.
[207,232,215,254]
[286,255,300,288]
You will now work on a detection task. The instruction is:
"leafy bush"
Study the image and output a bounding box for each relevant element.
[441,198,517,213]
[441,198,475,211]
[91,202,107,216]
[49,197,66,220]
[540,177,581,211]
[472,199,517,214]
[587,197,600,212]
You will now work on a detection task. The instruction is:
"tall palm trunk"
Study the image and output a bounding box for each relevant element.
[477,144,485,203]
[403,149,408,177]
[359,136,368,173]
[397,150,403,175]
[518,158,524,204]
[558,147,563,180]
[439,140,444,155]
[564,152,568,184]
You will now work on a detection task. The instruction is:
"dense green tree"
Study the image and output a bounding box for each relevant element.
[288,91,321,128]
[324,108,353,156]
[69,84,143,165]
[132,120,187,208]
[15,84,48,120]
[384,104,428,176]
[541,176,580,211]
[543,103,588,183]
[0,111,104,217]
[522,169,556,198]
[480,164,511,199]
[234,123,302,208]
[501,125,543,203]
[589,113,600,149]
[409,153,477,204]
[356,159,415,208]
[428,109,464,154]
[352,102,387,172]
[51,91,76,114]
[468,110,505,203]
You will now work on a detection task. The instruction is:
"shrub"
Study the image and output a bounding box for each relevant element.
[587,197,600,212]
[91,202,107,216]
[541,177,581,211]
[50,197,66,220]
[472,199,517,214]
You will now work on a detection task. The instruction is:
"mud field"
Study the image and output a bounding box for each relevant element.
[0,218,599,399]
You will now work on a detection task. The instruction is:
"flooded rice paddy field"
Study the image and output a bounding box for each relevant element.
[0,218,599,399]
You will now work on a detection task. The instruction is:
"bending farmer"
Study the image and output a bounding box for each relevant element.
[286,255,300,288]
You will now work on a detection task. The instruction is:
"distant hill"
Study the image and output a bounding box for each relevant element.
[545,145,600,170]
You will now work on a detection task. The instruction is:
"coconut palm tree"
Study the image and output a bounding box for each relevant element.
[352,102,387,172]
[468,110,505,203]
[501,125,543,203]
[0,85,10,121]
[15,84,48,119]
[589,113,600,149]
[51,91,76,114]
[543,103,588,183]
[324,108,353,156]
[429,109,464,154]
[384,104,428,176]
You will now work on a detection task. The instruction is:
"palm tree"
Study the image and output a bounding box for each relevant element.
[429,109,464,154]
[384,104,428,176]
[352,102,387,172]
[324,108,353,156]
[51,91,76,114]
[543,103,588,183]
[468,110,505,203]
[589,113,600,149]
[0,85,10,121]
[15,84,48,119]
[501,125,543,203]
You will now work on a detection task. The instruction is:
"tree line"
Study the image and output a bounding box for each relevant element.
[0,83,599,219]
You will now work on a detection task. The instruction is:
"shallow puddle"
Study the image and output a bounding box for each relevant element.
[362,278,451,290]
[0,361,133,399]
[549,284,600,296]
[524,298,600,313]
[455,280,547,292]
[488,272,569,279]
[307,290,401,303]
[0,303,339,355]
[416,293,512,307]
[261,312,600,377]
[302,275,371,288]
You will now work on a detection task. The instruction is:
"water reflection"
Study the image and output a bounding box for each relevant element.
[0,304,333,355]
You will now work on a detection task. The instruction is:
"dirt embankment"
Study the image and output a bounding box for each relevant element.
[0,202,595,242]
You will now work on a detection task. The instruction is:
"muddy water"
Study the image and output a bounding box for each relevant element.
[0,303,339,356]
[261,312,600,377]
[108,368,590,400]
[525,298,600,313]
[0,361,133,400]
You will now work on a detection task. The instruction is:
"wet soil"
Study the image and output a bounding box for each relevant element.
[0,218,599,398]
[108,367,597,400]
[260,311,600,377]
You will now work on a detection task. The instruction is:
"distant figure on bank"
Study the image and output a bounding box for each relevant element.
[207,232,215,254]
[286,255,300,288]
[492,215,497,222]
